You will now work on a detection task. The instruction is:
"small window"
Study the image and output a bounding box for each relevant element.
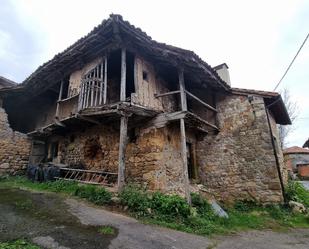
[142,71,149,82]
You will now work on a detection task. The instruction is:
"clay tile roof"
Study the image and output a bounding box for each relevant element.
[1,14,230,98]
[0,76,17,89]
[283,146,309,154]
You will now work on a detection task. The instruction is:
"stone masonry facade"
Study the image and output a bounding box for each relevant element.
[0,106,31,175]
[196,94,285,204]
[57,123,185,195]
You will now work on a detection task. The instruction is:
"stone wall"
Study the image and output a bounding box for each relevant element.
[196,94,284,204]
[0,105,31,175]
[57,122,185,195]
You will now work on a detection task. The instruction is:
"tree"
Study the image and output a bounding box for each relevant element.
[278,88,298,148]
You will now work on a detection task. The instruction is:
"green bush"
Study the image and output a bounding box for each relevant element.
[118,185,150,216]
[0,239,41,249]
[285,181,309,207]
[191,193,214,217]
[74,184,112,205]
[234,200,260,212]
[151,192,191,218]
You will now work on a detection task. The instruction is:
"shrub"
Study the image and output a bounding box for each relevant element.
[191,193,214,217]
[118,185,150,216]
[0,239,41,249]
[285,181,309,208]
[151,192,191,218]
[234,200,260,212]
[74,185,112,205]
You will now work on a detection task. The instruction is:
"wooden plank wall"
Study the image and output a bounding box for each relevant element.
[131,56,177,112]
[68,57,103,98]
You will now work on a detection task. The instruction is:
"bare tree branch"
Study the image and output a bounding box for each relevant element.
[278,88,299,148]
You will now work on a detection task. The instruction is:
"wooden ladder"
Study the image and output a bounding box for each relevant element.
[55,168,118,187]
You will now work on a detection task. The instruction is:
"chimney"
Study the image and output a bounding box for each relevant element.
[213,63,231,86]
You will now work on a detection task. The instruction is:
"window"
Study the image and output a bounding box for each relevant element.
[142,71,149,82]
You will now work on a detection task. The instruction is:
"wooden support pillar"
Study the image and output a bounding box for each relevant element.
[55,80,64,117]
[118,115,128,190]
[120,48,126,102]
[179,69,187,111]
[178,68,191,204]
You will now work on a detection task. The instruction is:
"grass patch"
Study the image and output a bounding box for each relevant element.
[1,177,308,236]
[0,176,112,206]
[98,226,115,235]
[0,239,41,249]
[119,185,309,236]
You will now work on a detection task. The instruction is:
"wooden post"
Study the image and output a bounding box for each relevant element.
[120,48,126,101]
[118,115,128,190]
[178,68,191,204]
[180,118,191,204]
[55,80,64,117]
[179,69,187,111]
[104,57,108,104]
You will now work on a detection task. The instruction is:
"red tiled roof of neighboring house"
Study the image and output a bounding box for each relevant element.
[283,146,309,154]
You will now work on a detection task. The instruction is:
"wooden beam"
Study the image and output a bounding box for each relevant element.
[120,48,126,101]
[55,80,64,117]
[180,118,191,204]
[118,115,128,190]
[178,68,191,204]
[154,90,180,98]
[75,114,101,125]
[185,90,217,113]
[178,69,187,111]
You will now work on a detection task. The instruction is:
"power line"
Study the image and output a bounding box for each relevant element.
[273,33,309,91]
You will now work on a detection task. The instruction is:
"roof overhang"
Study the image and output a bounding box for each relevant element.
[232,87,291,125]
[0,14,230,101]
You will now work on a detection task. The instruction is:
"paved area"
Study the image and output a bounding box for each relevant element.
[1,187,309,249]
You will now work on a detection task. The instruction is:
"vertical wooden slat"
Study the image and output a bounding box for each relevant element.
[85,81,89,108]
[118,115,128,190]
[94,66,98,106]
[91,80,94,107]
[99,61,103,105]
[120,48,126,101]
[104,57,108,104]
[55,80,64,117]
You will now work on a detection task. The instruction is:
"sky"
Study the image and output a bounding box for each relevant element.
[0,0,308,147]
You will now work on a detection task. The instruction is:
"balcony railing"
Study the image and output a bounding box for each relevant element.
[155,89,218,130]
[78,60,107,111]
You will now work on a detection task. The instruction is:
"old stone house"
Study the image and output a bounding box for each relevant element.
[0,15,291,203]
[284,146,309,179]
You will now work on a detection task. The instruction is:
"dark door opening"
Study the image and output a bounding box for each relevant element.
[186,142,196,180]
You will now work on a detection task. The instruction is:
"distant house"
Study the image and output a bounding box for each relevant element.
[283,146,309,178]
